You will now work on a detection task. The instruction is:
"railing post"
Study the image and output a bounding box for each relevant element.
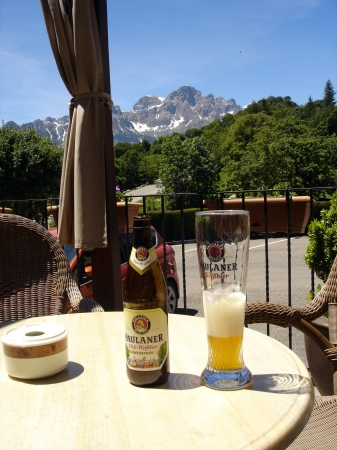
[309,188,315,295]
[180,194,187,314]
[124,196,131,262]
[43,199,48,229]
[142,196,147,215]
[161,194,167,288]
[286,188,292,349]
[263,190,270,336]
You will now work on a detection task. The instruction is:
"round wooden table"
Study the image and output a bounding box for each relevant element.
[0,313,314,450]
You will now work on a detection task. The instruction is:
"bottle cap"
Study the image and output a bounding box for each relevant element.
[133,215,151,228]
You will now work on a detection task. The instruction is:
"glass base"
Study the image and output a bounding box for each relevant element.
[201,366,252,391]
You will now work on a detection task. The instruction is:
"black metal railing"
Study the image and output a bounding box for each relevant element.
[2,186,337,350]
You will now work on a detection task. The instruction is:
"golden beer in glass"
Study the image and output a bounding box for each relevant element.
[196,211,252,390]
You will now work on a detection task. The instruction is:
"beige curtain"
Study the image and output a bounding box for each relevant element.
[40,0,111,248]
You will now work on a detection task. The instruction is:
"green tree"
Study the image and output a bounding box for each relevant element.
[302,96,314,119]
[219,112,337,192]
[305,192,337,282]
[243,96,297,117]
[221,124,293,191]
[220,112,275,183]
[159,134,189,199]
[0,125,63,200]
[140,139,151,153]
[114,139,158,191]
[114,142,133,158]
[115,148,142,191]
[184,128,203,138]
[159,135,220,208]
[281,134,337,188]
[138,154,162,184]
[323,79,336,107]
[149,136,165,155]
[326,109,337,135]
[201,114,235,161]
[238,129,292,190]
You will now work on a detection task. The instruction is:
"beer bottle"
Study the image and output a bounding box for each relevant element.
[123,215,170,386]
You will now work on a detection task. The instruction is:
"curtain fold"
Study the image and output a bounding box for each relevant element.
[40,0,110,249]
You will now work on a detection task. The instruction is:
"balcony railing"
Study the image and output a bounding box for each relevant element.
[2,186,337,351]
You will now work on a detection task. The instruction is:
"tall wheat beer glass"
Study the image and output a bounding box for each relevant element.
[195,210,252,390]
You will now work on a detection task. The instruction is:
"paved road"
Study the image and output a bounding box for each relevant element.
[125,184,159,202]
[172,235,323,366]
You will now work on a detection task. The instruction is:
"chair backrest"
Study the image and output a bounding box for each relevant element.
[0,214,77,322]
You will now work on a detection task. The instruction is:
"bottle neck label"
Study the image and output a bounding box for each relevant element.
[124,308,169,371]
[129,246,158,275]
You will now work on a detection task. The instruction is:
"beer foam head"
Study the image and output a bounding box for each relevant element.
[203,288,246,338]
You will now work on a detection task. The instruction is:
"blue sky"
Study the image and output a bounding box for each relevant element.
[0,0,336,125]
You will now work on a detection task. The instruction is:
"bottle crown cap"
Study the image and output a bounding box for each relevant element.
[133,215,151,229]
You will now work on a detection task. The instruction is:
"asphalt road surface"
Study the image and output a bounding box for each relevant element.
[125,184,159,202]
[172,235,323,366]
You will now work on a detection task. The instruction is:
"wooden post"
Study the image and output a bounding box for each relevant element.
[91,0,123,311]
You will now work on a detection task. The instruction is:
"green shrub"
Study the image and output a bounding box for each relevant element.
[148,208,201,242]
[311,200,331,221]
[305,192,337,282]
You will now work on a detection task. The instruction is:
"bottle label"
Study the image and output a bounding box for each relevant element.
[124,308,168,371]
[129,246,158,275]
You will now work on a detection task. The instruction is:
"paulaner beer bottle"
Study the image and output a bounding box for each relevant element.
[123,215,170,386]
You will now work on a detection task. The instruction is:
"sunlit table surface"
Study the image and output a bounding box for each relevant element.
[0,312,314,450]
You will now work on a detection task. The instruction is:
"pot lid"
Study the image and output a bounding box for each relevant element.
[1,323,68,347]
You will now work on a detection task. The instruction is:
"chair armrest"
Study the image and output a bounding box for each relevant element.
[329,303,337,345]
[66,273,104,312]
[245,294,328,328]
[77,298,105,313]
[324,347,337,371]
[245,260,337,327]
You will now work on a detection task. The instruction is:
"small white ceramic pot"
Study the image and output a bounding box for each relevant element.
[1,322,69,379]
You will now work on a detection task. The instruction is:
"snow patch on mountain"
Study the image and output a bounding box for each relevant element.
[6,86,242,145]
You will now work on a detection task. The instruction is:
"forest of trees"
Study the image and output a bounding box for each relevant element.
[0,125,63,200]
[114,79,337,198]
[1,80,336,201]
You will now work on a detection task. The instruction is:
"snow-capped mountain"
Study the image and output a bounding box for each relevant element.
[5,86,242,146]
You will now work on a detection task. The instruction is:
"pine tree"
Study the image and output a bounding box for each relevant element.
[303,95,314,118]
[323,79,336,107]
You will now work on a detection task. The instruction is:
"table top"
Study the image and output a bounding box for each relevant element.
[0,312,314,450]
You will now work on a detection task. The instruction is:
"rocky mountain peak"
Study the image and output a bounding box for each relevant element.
[133,95,163,111]
[166,86,200,106]
[5,86,242,145]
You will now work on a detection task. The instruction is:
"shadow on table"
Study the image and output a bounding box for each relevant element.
[153,373,312,393]
[9,361,84,385]
[0,319,24,329]
[153,373,201,391]
[252,373,312,395]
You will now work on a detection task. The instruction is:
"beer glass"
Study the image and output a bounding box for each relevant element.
[195,210,252,390]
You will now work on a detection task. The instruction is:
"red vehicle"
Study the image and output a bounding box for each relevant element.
[49,227,180,313]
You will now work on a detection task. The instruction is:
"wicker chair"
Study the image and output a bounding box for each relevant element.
[245,255,337,449]
[0,214,104,322]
